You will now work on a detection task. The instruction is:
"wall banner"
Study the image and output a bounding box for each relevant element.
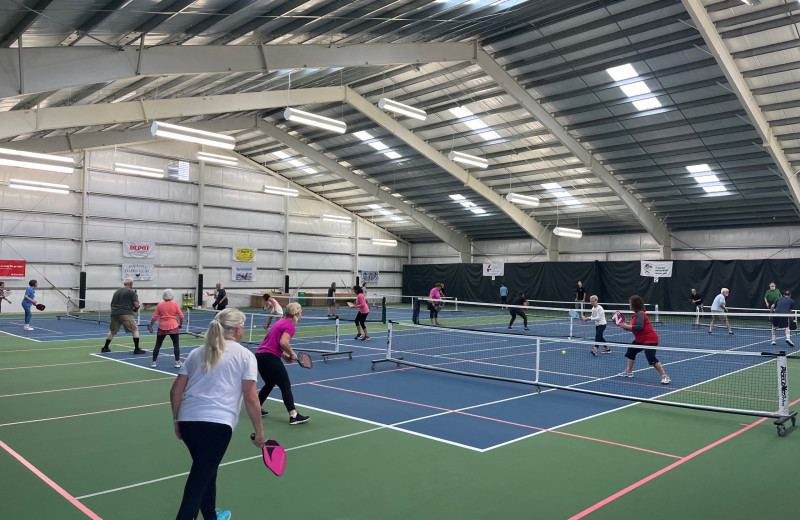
[123,241,156,258]
[640,261,673,278]
[122,263,154,281]
[0,260,26,277]
[233,248,256,262]
[232,266,256,281]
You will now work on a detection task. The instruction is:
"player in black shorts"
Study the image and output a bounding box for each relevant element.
[771,290,795,347]
[508,291,530,331]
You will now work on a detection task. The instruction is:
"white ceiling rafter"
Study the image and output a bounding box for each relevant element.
[0,42,477,98]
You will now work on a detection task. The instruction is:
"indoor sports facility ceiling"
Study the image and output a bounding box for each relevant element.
[1,0,799,249]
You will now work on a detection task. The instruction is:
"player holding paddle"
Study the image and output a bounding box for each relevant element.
[614,295,670,384]
[255,302,310,425]
[507,291,530,331]
[170,308,266,520]
[0,281,11,313]
[21,279,38,331]
[352,284,371,340]
[581,295,609,355]
[262,293,283,330]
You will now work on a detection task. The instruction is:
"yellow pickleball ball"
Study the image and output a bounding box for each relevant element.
[562,350,566,354]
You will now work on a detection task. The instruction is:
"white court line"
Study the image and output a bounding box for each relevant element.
[0,360,106,371]
[0,344,104,353]
[0,329,42,342]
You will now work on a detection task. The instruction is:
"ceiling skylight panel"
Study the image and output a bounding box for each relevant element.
[619,81,651,97]
[632,97,662,111]
[384,151,402,159]
[605,64,638,82]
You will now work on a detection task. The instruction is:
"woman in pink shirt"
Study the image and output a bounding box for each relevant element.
[353,284,370,341]
[428,282,444,326]
[255,302,309,425]
[148,288,184,368]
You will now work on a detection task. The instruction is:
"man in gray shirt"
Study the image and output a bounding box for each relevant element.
[101,277,145,354]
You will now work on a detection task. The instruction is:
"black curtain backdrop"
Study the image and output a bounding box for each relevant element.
[403,259,800,311]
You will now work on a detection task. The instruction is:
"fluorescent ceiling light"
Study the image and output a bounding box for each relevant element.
[354,131,373,141]
[703,185,727,193]
[321,214,352,223]
[449,106,473,118]
[196,151,237,166]
[0,148,75,174]
[465,119,487,130]
[553,227,582,238]
[114,162,164,178]
[150,121,235,150]
[273,150,290,159]
[632,97,662,111]
[460,201,476,208]
[263,185,299,197]
[384,151,402,159]
[449,194,466,201]
[479,130,501,141]
[284,108,346,134]
[694,174,719,184]
[448,150,488,168]
[606,63,638,82]
[542,182,561,190]
[378,98,427,121]
[368,203,382,209]
[619,81,651,97]
[372,238,398,246]
[470,207,486,214]
[9,178,70,195]
[369,141,389,151]
[686,164,712,174]
[505,193,540,206]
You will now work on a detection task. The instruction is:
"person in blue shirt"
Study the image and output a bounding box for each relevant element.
[499,283,508,308]
[770,290,795,347]
[708,288,732,335]
[21,279,38,331]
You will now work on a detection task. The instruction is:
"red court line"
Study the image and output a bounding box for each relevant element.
[310,382,681,459]
[567,398,800,520]
[0,439,103,519]
[0,402,169,427]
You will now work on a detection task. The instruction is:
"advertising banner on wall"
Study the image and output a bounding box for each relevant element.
[360,270,380,283]
[640,260,673,278]
[233,248,256,262]
[483,263,505,277]
[123,241,156,258]
[123,263,154,281]
[0,260,26,277]
[232,266,256,281]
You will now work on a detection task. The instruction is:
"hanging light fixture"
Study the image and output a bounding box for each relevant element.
[448,150,488,168]
[263,185,299,197]
[553,227,582,238]
[196,151,237,166]
[372,238,398,246]
[321,214,352,223]
[150,121,236,150]
[113,162,164,178]
[505,193,539,206]
[0,148,75,174]
[9,178,70,195]
[283,108,347,134]
[378,98,427,121]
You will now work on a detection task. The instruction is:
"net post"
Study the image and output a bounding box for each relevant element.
[247,312,254,344]
[694,306,700,326]
[454,298,458,312]
[334,318,340,353]
[534,337,541,384]
[381,296,386,323]
[655,304,660,324]
[777,353,790,418]
[386,321,393,360]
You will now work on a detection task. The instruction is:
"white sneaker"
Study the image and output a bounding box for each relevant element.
[771,339,777,345]
[174,361,182,368]
[23,325,33,330]
[617,371,634,378]
[787,338,795,348]
[150,361,157,368]
[661,375,671,384]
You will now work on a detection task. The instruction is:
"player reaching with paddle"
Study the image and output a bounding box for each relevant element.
[581,295,610,355]
[615,295,670,384]
[0,281,11,314]
[255,302,310,425]
[170,308,265,520]
[21,279,38,331]
[262,293,283,330]
[352,284,371,340]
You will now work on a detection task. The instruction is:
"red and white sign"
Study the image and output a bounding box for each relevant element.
[483,263,504,277]
[0,260,26,277]
[123,241,156,258]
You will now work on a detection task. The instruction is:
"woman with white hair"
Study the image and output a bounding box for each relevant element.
[148,288,184,368]
[170,307,265,520]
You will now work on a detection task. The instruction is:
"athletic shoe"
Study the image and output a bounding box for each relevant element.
[23,325,33,330]
[524,327,530,331]
[601,349,612,354]
[661,375,671,384]
[617,371,634,378]
[289,413,309,425]
[261,409,269,417]
[354,334,363,340]
[772,339,777,345]
[174,361,181,368]
[133,349,146,355]
[507,326,512,329]
[215,509,231,520]
[100,347,110,353]
[708,330,712,334]
[729,331,734,335]
[591,350,597,357]
[787,338,795,347]
[150,360,157,368]
[361,335,370,341]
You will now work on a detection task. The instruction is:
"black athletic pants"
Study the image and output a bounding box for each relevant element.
[176,421,232,520]
[509,309,528,327]
[256,352,295,412]
[153,333,180,361]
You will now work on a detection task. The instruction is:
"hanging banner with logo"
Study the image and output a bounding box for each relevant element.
[0,260,26,277]
[233,248,256,262]
[123,241,156,258]
[360,270,380,283]
[640,260,673,278]
[122,263,154,281]
[483,263,505,277]
[232,266,256,281]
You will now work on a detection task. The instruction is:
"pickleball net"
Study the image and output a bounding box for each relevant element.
[185,306,351,360]
[372,321,796,428]
[62,297,140,325]
[220,292,386,323]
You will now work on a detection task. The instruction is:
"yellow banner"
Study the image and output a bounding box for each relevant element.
[234,248,256,262]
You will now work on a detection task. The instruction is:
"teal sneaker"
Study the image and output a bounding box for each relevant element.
[215,508,231,520]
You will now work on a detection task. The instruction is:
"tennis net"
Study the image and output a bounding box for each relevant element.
[185,306,349,360]
[374,322,795,425]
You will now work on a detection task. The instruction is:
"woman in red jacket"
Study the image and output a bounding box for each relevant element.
[615,295,670,384]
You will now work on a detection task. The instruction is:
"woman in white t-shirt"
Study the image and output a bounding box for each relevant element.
[581,295,610,356]
[170,308,265,520]
[262,293,283,330]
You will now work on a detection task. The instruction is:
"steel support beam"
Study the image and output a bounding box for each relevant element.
[0,42,476,98]
[345,86,557,258]
[0,87,344,140]
[254,118,473,257]
[682,0,800,212]
[476,48,670,255]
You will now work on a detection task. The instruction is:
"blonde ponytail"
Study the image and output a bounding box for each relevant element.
[202,308,245,372]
